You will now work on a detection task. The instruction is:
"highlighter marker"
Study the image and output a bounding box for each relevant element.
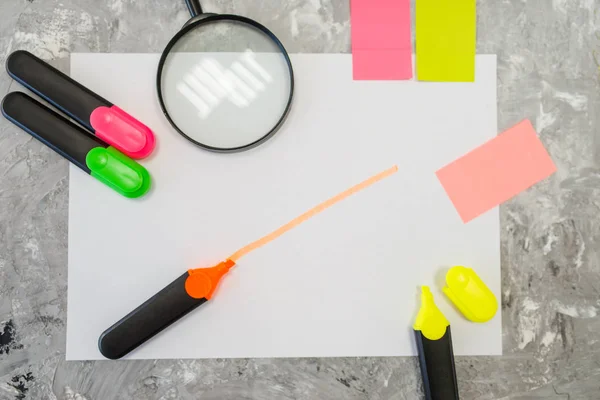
[5,50,155,159]
[413,286,460,400]
[98,165,398,360]
[98,166,399,359]
[99,260,234,359]
[1,92,151,198]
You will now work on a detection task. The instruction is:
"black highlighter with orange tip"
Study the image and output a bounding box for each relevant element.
[98,260,235,360]
[99,165,398,359]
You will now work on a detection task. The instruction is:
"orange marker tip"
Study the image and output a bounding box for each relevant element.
[185,260,236,300]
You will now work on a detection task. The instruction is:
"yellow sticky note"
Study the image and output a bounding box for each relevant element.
[416,0,476,82]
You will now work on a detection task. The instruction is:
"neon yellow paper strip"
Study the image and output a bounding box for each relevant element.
[416,0,476,82]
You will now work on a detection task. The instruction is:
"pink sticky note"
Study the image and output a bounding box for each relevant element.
[350,0,412,80]
[436,120,557,223]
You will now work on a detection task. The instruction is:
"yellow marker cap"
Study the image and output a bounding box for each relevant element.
[413,286,449,340]
[443,266,498,323]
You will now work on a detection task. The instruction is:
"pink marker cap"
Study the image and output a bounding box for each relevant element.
[90,106,156,159]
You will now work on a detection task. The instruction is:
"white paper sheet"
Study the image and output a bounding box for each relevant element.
[67,54,500,360]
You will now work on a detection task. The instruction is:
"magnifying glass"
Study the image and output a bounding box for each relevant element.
[157,0,295,152]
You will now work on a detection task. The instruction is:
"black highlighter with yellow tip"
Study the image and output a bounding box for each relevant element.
[413,286,460,400]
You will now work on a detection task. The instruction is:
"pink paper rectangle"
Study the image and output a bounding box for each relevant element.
[352,49,411,80]
[351,0,412,80]
[436,120,557,223]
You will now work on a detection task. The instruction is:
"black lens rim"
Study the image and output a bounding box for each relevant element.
[156,14,295,153]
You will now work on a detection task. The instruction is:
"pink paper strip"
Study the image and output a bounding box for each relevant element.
[350,0,412,80]
[436,120,557,223]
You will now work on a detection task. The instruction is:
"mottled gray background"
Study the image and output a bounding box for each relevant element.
[1,0,599,399]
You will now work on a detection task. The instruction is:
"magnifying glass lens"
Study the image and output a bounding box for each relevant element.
[160,19,293,151]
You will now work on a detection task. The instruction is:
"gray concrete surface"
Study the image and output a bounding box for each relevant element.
[1,0,600,399]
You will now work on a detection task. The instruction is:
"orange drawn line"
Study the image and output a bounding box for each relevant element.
[228,165,398,263]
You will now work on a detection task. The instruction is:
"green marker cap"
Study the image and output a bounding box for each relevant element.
[86,146,151,198]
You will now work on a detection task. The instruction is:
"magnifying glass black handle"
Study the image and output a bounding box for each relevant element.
[99,260,234,359]
[184,0,203,16]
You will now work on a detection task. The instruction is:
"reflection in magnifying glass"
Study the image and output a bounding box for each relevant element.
[176,50,275,120]
[240,50,273,83]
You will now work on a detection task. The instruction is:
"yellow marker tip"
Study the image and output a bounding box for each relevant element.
[421,285,432,296]
[414,286,450,341]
